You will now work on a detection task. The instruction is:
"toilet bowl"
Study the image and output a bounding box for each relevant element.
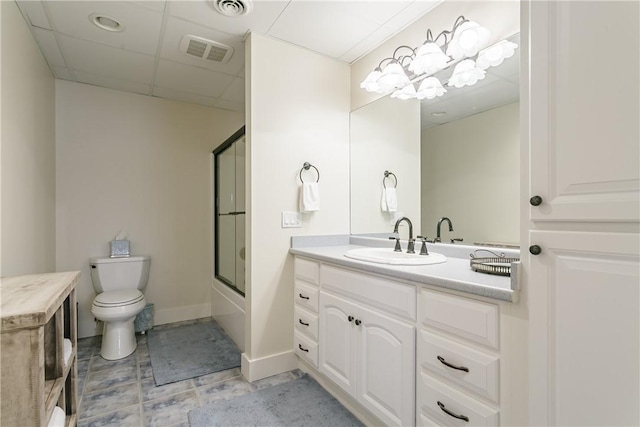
[89,256,150,360]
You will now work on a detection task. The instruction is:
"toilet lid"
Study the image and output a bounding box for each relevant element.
[94,289,144,307]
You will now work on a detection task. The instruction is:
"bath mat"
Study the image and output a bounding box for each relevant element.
[188,374,364,427]
[147,320,240,386]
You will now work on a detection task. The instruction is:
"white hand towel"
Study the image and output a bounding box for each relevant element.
[300,182,320,212]
[63,338,73,367]
[381,188,398,212]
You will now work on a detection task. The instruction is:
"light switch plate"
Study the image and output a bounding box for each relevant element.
[282,211,302,228]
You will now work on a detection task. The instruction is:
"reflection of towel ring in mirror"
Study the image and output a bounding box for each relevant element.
[300,162,320,183]
[383,170,397,188]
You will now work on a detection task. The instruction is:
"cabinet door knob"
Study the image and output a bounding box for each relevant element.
[529,245,542,255]
[354,319,361,326]
[348,316,354,322]
[530,195,543,206]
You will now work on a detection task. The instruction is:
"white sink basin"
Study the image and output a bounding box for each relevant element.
[344,247,447,266]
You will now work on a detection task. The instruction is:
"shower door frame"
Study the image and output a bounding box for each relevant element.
[213,126,246,296]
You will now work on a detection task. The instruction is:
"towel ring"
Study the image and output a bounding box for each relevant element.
[383,170,397,189]
[299,162,320,183]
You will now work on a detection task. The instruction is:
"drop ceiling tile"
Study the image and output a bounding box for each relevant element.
[267,1,381,59]
[133,1,167,13]
[152,86,218,107]
[214,98,244,113]
[74,70,152,96]
[46,1,163,55]
[382,0,442,32]
[59,35,155,83]
[159,16,245,75]
[339,25,395,63]
[53,66,75,81]
[154,59,236,98]
[32,28,67,68]
[168,0,290,37]
[335,1,413,26]
[219,77,245,102]
[16,1,52,29]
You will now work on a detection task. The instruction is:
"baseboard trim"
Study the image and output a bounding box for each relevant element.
[241,350,298,382]
[154,303,212,326]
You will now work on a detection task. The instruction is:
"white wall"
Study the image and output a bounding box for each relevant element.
[244,33,350,380]
[421,102,520,245]
[351,0,520,110]
[55,81,244,338]
[350,96,421,234]
[1,1,56,277]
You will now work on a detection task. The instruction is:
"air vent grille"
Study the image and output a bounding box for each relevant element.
[209,0,253,17]
[179,35,234,64]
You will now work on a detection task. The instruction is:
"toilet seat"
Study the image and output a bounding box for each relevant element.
[93,289,144,307]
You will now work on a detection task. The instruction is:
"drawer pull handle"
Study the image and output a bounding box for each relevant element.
[437,356,470,372]
[348,316,354,322]
[298,344,309,353]
[299,293,310,300]
[298,319,309,326]
[437,401,469,422]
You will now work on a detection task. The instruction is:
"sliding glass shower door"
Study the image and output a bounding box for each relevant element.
[214,127,245,296]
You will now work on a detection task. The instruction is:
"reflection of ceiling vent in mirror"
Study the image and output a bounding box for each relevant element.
[179,35,234,64]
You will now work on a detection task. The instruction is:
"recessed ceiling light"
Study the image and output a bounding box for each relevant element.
[209,0,253,17]
[89,13,124,32]
[431,111,447,117]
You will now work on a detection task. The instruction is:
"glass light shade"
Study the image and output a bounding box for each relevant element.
[377,62,410,92]
[391,84,417,100]
[416,77,446,100]
[447,59,486,88]
[359,69,383,93]
[447,21,491,59]
[476,40,518,70]
[408,42,450,75]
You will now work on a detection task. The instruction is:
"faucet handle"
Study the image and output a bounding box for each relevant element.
[389,236,402,252]
[417,236,430,255]
[450,238,464,244]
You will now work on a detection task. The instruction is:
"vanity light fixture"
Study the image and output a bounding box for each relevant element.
[359,15,517,101]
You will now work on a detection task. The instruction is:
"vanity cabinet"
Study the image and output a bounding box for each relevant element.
[1,271,80,427]
[293,258,320,367]
[416,288,500,426]
[526,1,640,425]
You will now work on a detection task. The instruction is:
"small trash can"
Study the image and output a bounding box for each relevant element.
[135,303,154,334]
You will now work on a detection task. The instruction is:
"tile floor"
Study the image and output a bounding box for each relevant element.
[77,319,304,427]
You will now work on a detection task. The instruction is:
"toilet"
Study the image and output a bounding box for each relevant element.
[89,255,150,360]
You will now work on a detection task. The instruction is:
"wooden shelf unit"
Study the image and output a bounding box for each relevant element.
[1,271,80,426]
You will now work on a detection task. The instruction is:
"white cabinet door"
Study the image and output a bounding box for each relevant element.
[319,292,358,396]
[358,304,415,427]
[529,1,639,222]
[529,230,639,426]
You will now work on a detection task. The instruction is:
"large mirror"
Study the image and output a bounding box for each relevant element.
[350,34,520,248]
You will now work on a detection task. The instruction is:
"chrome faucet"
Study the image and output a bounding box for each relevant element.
[393,217,415,254]
[435,217,453,243]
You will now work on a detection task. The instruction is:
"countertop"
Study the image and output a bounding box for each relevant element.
[0,271,81,331]
[290,235,520,303]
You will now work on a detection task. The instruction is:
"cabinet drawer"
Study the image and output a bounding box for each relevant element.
[294,306,319,341]
[418,372,499,427]
[294,332,318,368]
[418,330,499,403]
[294,258,319,285]
[420,289,499,350]
[295,282,319,313]
[321,265,416,321]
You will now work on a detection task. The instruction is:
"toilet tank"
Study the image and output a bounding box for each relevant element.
[89,256,151,293]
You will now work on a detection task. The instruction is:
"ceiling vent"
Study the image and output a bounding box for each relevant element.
[209,0,253,17]
[179,35,234,64]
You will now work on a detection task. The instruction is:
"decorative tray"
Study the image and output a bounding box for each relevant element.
[470,250,520,276]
